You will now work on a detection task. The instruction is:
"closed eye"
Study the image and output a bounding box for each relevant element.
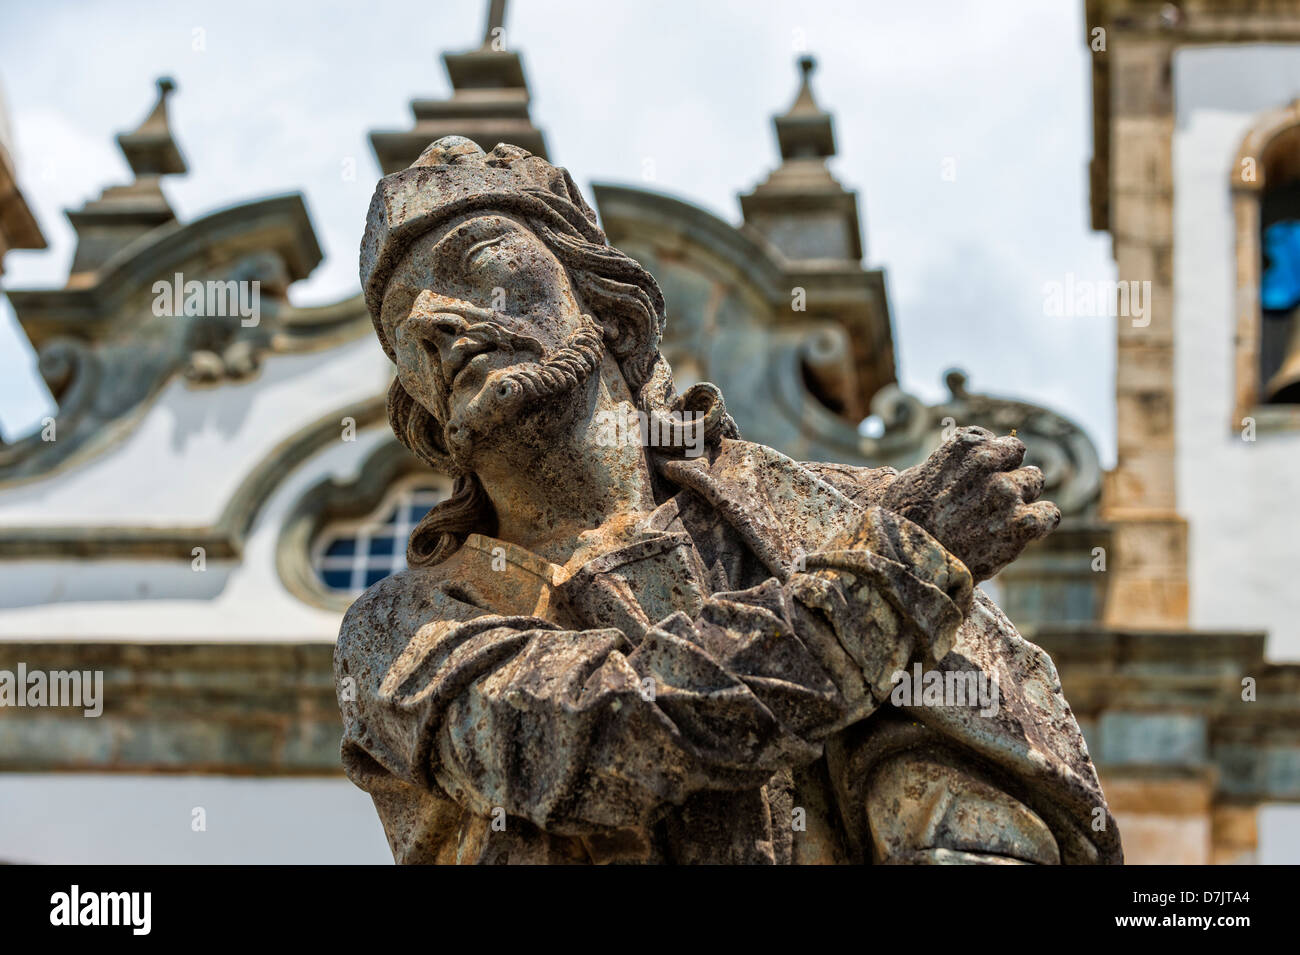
[464,234,508,267]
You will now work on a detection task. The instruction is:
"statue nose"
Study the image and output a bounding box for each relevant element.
[415,313,473,362]
[446,336,495,374]
[427,313,468,343]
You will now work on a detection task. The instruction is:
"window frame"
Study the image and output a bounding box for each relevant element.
[276,437,453,611]
[1231,98,1300,434]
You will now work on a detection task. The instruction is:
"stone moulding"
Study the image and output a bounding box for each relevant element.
[1035,626,1300,803]
[0,641,341,775]
[7,194,320,341]
[593,182,897,413]
[594,183,792,303]
[4,628,1298,793]
[0,195,373,487]
[0,132,46,271]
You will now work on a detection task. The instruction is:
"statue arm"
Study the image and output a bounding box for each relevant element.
[789,505,973,700]
[338,588,846,837]
[801,459,901,509]
[335,507,970,838]
[807,427,1059,582]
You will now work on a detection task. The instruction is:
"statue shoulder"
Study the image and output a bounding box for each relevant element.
[336,556,480,669]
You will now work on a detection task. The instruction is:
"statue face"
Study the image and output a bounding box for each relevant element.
[380,213,602,467]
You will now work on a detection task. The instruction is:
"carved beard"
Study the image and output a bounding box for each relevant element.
[442,312,605,469]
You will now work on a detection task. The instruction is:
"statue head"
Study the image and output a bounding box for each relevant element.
[361,137,735,566]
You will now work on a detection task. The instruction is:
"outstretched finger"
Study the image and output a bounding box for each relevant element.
[967,434,1026,474]
[1012,499,1061,543]
[1007,464,1045,502]
[929,425,996,470]
[988,467,1043,507]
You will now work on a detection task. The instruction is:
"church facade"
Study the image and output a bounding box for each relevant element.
[0,1,1297,864]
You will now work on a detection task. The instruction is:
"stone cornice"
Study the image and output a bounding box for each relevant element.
[0,195,375,485]
[0,157,46,270]
[6,193,321,348]
[594,181,897,419]
[0,641,341,775]
[2,628,1297,800]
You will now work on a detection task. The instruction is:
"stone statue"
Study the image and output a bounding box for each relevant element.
[336,135,1122,865]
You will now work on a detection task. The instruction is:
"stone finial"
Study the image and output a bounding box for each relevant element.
[482,0,507,48]
[66,78,187,279]
[740,55,861,262]
[738,53,891,415]
[775,56,836,160]
[116,77,187,178]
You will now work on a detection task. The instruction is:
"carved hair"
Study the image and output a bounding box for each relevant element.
[388,216,737,567]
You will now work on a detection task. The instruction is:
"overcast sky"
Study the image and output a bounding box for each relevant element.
[0,0,1117,462]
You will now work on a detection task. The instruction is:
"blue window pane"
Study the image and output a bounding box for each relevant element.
[322,568,353,590]
[1263,220,1300,311]
[325,538,355,558]
[316,489,446,593]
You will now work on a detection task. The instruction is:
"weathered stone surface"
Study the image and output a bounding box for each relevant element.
[0,642,340,774]
[336,136,1121,864]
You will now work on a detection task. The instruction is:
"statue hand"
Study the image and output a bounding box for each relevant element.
[879,426,1059,582]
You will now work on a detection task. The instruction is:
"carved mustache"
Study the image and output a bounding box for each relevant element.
[434,316,546,391]
[454,320,546,355]
[439,313,605,465]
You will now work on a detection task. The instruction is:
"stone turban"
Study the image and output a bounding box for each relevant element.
[359,135,607,359]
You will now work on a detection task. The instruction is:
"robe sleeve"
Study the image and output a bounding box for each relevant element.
[801,460,901,509]
[335,507,971,837]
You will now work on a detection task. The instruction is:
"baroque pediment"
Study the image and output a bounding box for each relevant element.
[593,183,1101,519]
[0,194,371,485]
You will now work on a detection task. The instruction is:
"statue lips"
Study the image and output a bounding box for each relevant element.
[444,337,498,389]
[440,321,543,394]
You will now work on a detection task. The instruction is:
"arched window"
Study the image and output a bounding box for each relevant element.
[1233,100,1300,429]
[311,479,447,595]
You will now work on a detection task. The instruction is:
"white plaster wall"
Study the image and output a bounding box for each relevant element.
[0,335,390,525]
[1173,46,1300,660]
[0,774,392,864]
[0,422,390,640]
